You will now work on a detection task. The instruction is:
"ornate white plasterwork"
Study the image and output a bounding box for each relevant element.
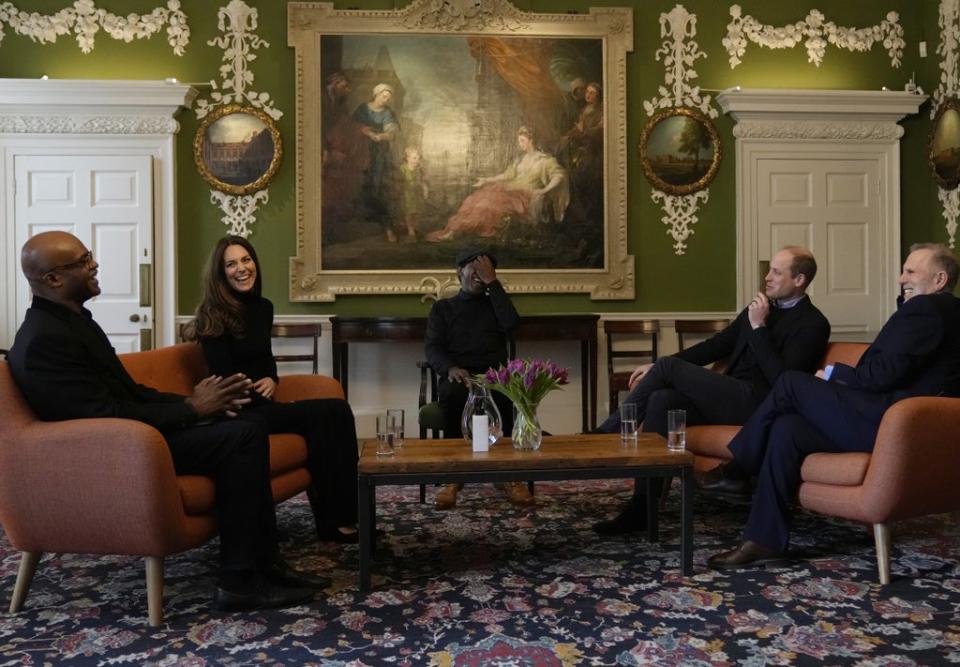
[733,119,903,141]
[0,0,189,55]
[210,190,269,237]
[723,5,905,70]
[194,0,282,238]
[0,114,178,134]
[935,0,960,248]
[644,4,717,256]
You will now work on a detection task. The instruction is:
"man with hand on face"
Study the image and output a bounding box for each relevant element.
[592,246,830,535]
[7,231,323,612]
[706,243,960,568]
[425,249,533,509]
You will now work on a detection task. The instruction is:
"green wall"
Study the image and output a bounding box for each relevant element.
[0,0,940,316]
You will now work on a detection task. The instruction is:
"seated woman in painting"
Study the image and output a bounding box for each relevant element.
[427,126,569,241]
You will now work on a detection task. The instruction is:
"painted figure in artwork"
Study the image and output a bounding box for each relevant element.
[427,126,569,242]
[397,146,429,240]
[352,83,401,242]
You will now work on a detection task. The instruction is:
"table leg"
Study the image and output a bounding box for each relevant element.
[645,477,660,542]
[680,466,693,575]
[358,476,373,591]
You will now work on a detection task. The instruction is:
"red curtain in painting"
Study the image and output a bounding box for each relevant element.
[468,36,564,146]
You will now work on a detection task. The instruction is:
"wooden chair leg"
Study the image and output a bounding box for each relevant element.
[145,556,164,627]
[419,484,426,503]
[9,551,40,613]
[527,480,534,496]
[873,523,891,585]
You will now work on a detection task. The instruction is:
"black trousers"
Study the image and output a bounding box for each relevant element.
[165,419,277,573]
[240,398,359,530]
[597,356,761,504]
[439,378,515,439]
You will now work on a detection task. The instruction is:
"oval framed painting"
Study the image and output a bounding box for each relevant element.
[193,104,282,195]
[639,106,721,196]
[930,97,960,190]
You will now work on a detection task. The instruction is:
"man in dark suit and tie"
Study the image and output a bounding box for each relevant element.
[706,243,960,567]
[594,246,831,534]
[7,231,322,611]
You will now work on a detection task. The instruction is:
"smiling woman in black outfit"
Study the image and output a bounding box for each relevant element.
[184,235,359,542]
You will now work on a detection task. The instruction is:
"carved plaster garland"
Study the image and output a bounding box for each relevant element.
[194,0,281,238]
[935,0,960,248]
[723,5,904,69]
[643,4,717,256]
[0,0,189,55]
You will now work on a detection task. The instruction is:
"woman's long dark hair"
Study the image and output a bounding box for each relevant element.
[183,235,263,341]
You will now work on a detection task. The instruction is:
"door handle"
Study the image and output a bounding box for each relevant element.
[129,314,141,323]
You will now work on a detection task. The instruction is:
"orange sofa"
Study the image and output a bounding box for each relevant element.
[686,342,960,583]
[0,342,345,625]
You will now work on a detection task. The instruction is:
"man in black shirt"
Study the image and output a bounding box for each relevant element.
[8,231,321,612]
[425,249,533,509]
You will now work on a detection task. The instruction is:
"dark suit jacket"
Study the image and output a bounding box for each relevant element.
[830,292,960,407]
[7,297,197,433]
[676,295,831,400]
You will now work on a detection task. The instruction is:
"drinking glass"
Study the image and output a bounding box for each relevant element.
[386,408,405,448]
[619,403,638,445]
[376,413,396,456]
[667,409,686,451]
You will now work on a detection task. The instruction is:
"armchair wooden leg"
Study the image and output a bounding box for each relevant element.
[873,523,891,585]
[145,556,164,627]
[9,551,40,613]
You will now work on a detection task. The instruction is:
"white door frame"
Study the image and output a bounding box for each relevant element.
[717,88,927,334]
[0,79,196,349]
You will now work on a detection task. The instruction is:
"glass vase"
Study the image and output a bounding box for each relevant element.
[461,381,503,445]
[511,407,542,451]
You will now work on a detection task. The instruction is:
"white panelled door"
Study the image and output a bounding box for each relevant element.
[756,157,885,335]
[14,155,154,352]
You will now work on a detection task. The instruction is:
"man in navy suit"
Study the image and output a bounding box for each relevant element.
[706,243,960,568]
[594,246,831,534]
[7,231,323,611]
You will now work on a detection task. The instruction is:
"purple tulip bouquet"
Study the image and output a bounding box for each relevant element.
[480,359,570,450]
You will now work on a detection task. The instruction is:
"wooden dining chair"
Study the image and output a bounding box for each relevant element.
[271,323,322,374]
[603,320,659,415]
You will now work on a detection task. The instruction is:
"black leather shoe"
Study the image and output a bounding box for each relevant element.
[214,579,313,612]
[592,504,647,535]
[707,540,785,569]
[317,526,360,543]
[696,463,751,498]
[261,558,327,589]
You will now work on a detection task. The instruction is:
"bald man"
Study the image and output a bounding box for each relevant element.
[7,231,318,612]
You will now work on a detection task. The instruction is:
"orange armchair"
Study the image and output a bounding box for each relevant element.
[0,343,344,625]
[685,342,960,583]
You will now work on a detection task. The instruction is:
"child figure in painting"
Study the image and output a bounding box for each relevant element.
[398,146,429,240]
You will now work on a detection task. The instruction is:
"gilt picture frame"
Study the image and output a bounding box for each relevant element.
[287,0,634,301]
[193,104,282,196]
[639,106,721,196]
[929,97,960,190]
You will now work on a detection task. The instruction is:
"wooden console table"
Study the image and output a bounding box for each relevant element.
[330,314,600,430]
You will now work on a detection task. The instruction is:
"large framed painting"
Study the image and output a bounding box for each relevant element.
[288,0,634,301]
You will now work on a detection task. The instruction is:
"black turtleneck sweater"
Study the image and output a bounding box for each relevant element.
[199,294,278,385]
[425,280,520,377]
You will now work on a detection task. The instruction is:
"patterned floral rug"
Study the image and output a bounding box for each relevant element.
[0,479,958,666]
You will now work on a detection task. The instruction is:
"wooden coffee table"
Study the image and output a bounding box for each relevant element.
[357,433,694,590]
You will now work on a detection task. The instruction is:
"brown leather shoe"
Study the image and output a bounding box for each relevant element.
[435,484,460,510]
[707,540,784,569]
[503,481,535,506]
